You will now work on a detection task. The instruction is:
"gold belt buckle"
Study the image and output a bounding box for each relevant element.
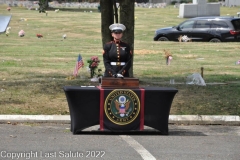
[117,62,120,66]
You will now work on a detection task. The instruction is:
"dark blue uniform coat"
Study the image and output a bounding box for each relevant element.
[103,40,132,77]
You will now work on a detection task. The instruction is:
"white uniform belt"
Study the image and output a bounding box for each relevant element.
[110,62,125,66]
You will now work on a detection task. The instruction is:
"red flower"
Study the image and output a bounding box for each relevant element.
[91,56,99,62]
[91,62,98,67]
[36,34,43,38]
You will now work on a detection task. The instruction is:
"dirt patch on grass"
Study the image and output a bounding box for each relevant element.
[176,54,198,59]
[134,49,159,55]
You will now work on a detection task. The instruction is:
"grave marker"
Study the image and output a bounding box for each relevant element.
[179,0,220,18]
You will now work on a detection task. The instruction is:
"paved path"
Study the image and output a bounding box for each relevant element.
[1,123,240,160]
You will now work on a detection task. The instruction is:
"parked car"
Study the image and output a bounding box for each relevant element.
[153,16,240,42]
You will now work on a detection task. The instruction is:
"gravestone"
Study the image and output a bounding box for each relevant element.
[225,0,240,7]
[0,15,11,33]
[179,0,220,18]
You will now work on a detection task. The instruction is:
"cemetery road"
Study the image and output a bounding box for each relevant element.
[0,123,240,160]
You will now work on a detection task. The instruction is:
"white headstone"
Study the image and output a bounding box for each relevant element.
[193,0,207,5]
[225,0,240,7]
[179,0,220,18]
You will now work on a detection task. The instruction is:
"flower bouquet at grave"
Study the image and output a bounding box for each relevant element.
[178,35,192,42]
[87,56,101,78]
[18,30,25,37]
[36,34,43,38]
[163,49,172,65]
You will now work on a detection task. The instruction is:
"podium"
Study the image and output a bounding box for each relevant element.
[100,77,139,89]
[63,77,178,135]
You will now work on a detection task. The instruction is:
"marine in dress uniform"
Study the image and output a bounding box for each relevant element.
[103,23,132,78]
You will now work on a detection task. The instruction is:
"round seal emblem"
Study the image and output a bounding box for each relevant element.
[104,89,140,125]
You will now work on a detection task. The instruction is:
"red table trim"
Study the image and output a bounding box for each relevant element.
[97,86,104,131]
[140,88,145,130]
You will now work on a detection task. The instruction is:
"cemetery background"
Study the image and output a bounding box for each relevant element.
[0,2,239,116]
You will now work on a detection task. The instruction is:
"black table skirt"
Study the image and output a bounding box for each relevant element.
[63,86,178,135]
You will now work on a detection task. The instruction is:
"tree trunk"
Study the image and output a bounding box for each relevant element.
[44,0,49,8]
[100,0,114,48]
[120,0,135,77]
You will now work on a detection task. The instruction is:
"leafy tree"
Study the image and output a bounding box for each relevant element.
[38,0,49,13]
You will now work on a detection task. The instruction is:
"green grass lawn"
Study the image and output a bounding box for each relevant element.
[0,4,239,115]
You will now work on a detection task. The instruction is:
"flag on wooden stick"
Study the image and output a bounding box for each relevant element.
[73,54,84,76]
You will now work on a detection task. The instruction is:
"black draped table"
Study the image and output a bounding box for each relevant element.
[63,86,178,135]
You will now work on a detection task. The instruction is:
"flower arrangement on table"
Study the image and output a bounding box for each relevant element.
[87,56,102,78]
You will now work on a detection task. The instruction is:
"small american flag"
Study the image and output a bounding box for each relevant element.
[73,54,84,76]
